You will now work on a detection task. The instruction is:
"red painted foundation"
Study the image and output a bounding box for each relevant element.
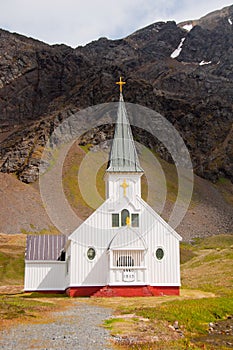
[25,290,65,294]
[66,286,104,297]
[66,285,180,297]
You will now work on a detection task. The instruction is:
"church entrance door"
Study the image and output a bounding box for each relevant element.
[109,249,146,285]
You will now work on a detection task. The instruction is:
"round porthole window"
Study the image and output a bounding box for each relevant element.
[155,248,164,260]
[87,247,96,261]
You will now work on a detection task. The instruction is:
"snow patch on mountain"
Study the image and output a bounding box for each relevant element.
[228,18,232,25]
[171,38,186,59]
[183,24,193,31]
[199,60,212,66]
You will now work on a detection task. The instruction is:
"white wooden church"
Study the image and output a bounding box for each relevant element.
[24,78,182,297]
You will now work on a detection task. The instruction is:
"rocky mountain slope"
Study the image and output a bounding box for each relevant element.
[1,162,232,238]
[0,173,53,234]
[0,5,232,184]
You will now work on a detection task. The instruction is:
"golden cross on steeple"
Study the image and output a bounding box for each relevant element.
[120,179,129,196]
[116,76,126,93]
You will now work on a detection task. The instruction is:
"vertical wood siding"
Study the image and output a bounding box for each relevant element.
[69,195,181,287]
[24,261,66,291]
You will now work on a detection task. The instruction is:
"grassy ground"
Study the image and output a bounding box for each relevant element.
[90,234,233,350]
[0,234,25,286]
[181,235,233,297]
[0,293,68,331]
[0,234,67,330]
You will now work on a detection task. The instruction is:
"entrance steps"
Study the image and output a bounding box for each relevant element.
[91,285,154,297]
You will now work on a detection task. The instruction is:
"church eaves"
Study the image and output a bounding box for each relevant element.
[107,83,143,173]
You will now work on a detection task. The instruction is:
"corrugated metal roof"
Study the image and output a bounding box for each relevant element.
[107,93,144,173]
[25,234,67,261]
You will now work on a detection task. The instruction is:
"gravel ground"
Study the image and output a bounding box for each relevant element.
[0,302,113,350]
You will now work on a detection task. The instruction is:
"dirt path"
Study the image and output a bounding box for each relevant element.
[0,301,113,350]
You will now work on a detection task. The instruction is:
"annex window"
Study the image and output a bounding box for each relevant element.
[121,209,130,226]
[155,248,164,260]
[131,214,139,227]
[58,250,66,261]
[87,247,96,261]
[112,214,119,227]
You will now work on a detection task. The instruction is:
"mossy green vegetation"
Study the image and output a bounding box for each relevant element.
[215,177,233,206]
[181,234,233,297]
[20,226,60,235]
[190,234,233,250]
[134,297,233,334]
[0,234,26,286]
[23,292,66,298]
[180,243,197,264]
[96,162,107,200]
[0,294,52,321]
[62,144,94,220]
[0,252,24,285]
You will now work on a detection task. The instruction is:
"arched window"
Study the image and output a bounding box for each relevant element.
[121,209,130,226]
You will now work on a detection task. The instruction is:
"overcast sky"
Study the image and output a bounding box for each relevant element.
[0,0,232,47]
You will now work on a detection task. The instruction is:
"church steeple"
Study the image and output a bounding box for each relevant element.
[107,78,143,173]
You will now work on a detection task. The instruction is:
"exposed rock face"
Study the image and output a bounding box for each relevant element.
[0,5,232,183]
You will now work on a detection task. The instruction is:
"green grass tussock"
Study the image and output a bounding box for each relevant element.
[190,234,233,250]
[180,244,197,264]
[0,294,53,321]
[181,234,233,297]
[23,292,67,298]
[0,252,24,286]
[134,297,233,335]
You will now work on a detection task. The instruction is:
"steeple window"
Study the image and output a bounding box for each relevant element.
[121,209,130,226]
[112,210,139,227]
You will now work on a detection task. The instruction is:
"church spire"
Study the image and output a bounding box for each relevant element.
[107,78,143,173]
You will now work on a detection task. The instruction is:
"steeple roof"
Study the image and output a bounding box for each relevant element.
[107,90,143,173]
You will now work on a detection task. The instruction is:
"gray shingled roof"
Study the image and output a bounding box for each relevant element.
[107,93,143,173]
[25,234,67,261]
